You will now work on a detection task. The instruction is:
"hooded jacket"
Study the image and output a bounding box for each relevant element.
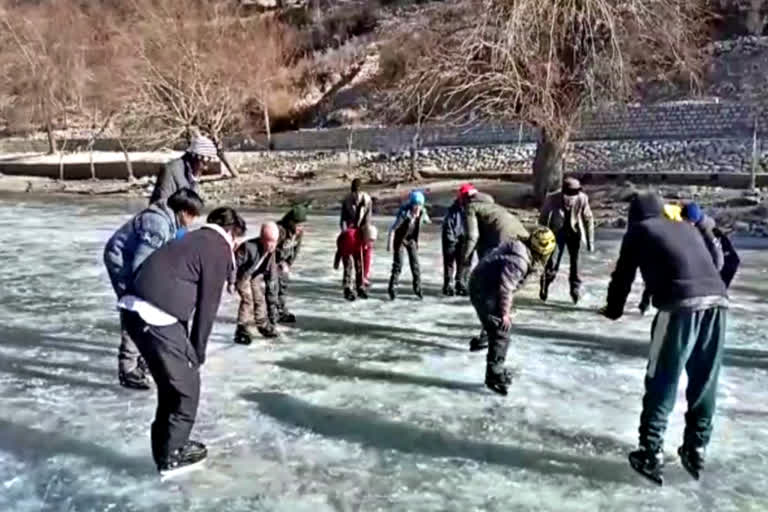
[276,206,306,267]
[103,200,180,296]
[131,226,233,364]
[695,215,725,271]
[606,194,727,317]
[442,192,495,248]
[539,191,594,250]
[149,157,199,205]
[469,239,533,315]
[462,199,529,263]
[389,203,430,246]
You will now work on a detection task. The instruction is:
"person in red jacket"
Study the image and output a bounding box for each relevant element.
[334,224,378,301]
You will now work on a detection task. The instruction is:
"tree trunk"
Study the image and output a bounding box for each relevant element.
[533,129,568,205]
[409,129,422,181]
[262,96,271,150]
[89,145,96,180]
[46,120,57,155]
[746,0,767,35]
[117,138,134,182]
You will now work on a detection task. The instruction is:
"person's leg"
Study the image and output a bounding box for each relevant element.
[680,307,727,476]
[354,252,367,298]
[251,277,276,338]
[483,311,512,396]
[117,309,151,389]
[442,237,456,296]
[342,254,356,300]
[388,241,404,300]
[277,266,294,322]
[123,314,200,468]
[407,241,422,298]
[630,310,698,482]
[235,277,255,344]
[566,233,582,303]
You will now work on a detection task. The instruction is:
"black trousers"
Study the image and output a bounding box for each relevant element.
[391,239,421,291]
[123,311,200,466]
[469,284,511,369]
[442,237,469,290]
[544,228,582,289]
[277,266,290,314]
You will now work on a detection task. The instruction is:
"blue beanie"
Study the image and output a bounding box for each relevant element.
[409,190,425,206]
[682,202,703,223]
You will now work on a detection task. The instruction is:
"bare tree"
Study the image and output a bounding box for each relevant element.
[389,0,709,203]
[0,1,91,154]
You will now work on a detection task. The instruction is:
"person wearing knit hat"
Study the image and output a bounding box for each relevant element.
[681,202,725,275]
[538,176,595,304]
[149,135,219,205]
[387,190,431,300]
[274,204,309,323]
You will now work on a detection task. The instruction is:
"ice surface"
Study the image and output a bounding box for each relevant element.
[1,197,767,511]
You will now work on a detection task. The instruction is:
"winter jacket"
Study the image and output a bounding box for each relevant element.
[340,191,373,230]
[336,228,373,281]
[605,194,727,318]
[470,239,533,315]
[442,193,495,248]
[103,200,180,296]
[276,221,303,267]
[389,204,430,246]
[131,226,233,364]
[149,157,199,205]
[539,191,594,250]
[462,199,529,263]
[235,237,279,323]
[695,215,725,271]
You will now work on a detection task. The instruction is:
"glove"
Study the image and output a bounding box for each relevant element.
[599,305,623,320]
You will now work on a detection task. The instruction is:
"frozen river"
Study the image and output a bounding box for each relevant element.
[0,197,767,511]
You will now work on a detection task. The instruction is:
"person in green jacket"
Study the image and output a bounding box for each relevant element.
[460,194,529,273]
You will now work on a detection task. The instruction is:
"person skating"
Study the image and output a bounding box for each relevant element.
[599,192,728,485]
[119,207,246,477]
[460,189,529,275]
[387,190,430,300]
[442,184,495,296]
[104,188,204,390]
[539,177,594,304]
[233,222,281,344]
[469,227,556,396]
[340,178,373,231]
[335,224,378,300]
[275,205,308,324]
[681,203,725,271]
[149,135,218,204]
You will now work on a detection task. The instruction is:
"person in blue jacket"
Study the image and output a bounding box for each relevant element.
[387,190,430,300]
[103,188,204,390]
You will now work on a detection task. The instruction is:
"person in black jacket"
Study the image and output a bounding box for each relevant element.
[234,222,280,344]
[119,207,246,477]
[275,205,307,323]
[600,192,728,485]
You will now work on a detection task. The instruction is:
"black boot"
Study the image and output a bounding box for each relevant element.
[539,274,551,302]
[234,325,253,345]
[455,283,468,296]
[628,446,665,485]
[356,287,368,299]
[388,276,397,301]
[469,330,489,352]
[158,440,208,478]
[258,324,279,339]
[484,364,514,396]
[678,444,705,480]
[413,284,423,300]
[570,284,581,305]
[119,367,151,391]
[278,311,296,324]
[344,288,356,301]
[443,283,455,296]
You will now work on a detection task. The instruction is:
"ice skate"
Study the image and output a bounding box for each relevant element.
[278,311,296,324]
[356,287,368,299]
[413,285,423,300]
[443,283,455,296]
[570,284,581,305]
[628,447,664,486]
[678,444,705,481]
[455,284,468,296]
[387,278,397,300]
[234,325,253,345]
[258,325,279,339]
[469,331,489,352]
[118,368,151,391]
[158,440,208,480]
[344,288,356,301]
[484,366,514,396]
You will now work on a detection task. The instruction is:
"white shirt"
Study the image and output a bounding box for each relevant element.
[118,295,177,326]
